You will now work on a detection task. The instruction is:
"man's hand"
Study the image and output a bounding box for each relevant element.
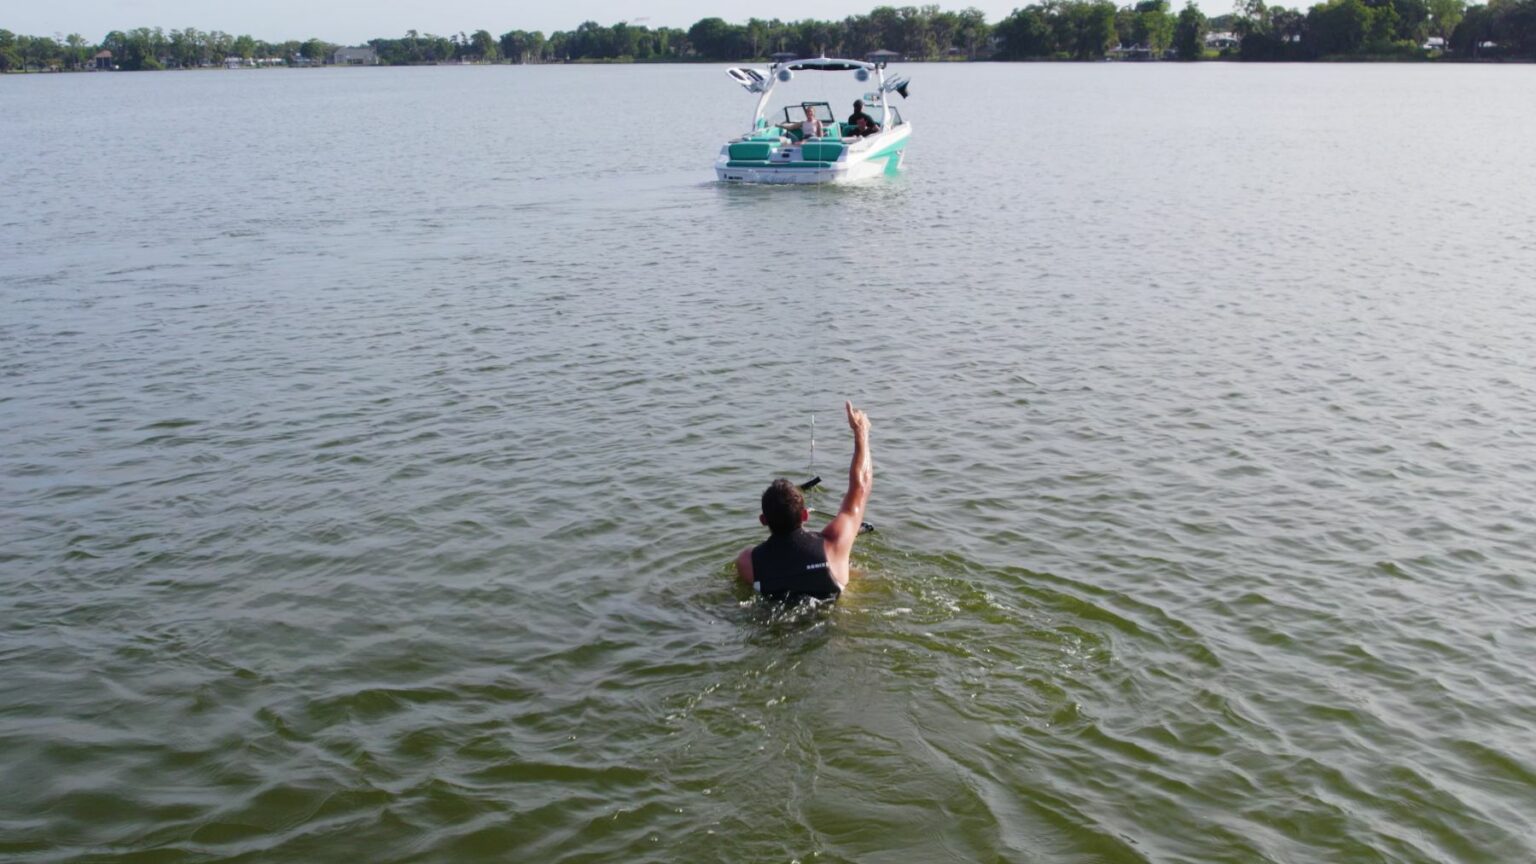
[846,400,869,438]
[843,401,871,493]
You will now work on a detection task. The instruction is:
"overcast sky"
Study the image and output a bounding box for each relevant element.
[9,1,1027,43]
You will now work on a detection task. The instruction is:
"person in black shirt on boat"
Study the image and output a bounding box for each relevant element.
[848,100,881,136]
[736,402,873,602]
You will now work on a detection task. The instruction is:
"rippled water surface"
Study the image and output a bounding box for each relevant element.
[4,63,1536,862]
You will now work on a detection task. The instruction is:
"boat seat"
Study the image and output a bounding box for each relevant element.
[729,141,778,160]
[800,142,845,162]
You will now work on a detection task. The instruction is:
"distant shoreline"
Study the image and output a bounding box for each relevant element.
[3,2,1532,73]
[7,55,1534,75]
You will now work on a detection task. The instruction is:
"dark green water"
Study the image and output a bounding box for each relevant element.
[3,64,1535,862]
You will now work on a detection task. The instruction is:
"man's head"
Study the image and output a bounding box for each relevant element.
[853,99,864,111]
[760,478,808,535]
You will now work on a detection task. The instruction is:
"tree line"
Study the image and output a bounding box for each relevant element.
[365,9,993,66]
[3,0,1533,71]
[0,27,339,71]
[1224,0,1534,59]
[993,0,1533,59]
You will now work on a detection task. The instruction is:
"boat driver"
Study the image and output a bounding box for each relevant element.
[736,402,873,603]
[801,106,825,140]
[848,99,881,136]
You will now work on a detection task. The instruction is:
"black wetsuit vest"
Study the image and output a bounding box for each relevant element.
[750,529,839,602]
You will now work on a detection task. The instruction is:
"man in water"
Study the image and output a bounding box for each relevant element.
[848,99,881,136]
[736,401,872,602]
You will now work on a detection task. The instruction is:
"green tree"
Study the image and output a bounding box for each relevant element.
[103,28,163,70]
[1068,1,1120,57]
[568,21,613,58]
[688,17,745,58]
[205,31,232,61]
[653,27,680,57]
[1175,1,1211,56]
[0,29,19,72]
[545,30,569,60]
[931,9,961,54]
[842,11,880,53]
[19,34,61,70]
[995,6,1056,57]
[1461,0,1534,54]
[1306,0,1372,54]
[1448,2,1494,53]
[610,22,641,58]
[1235,0,1272,35]
[956,6,992,56]
[1427,0,1466,38]
[499,30,529,62]
[1117,6,1141,45]
[167,28,195,68]
[746,17,770,56]
[527,30,549,60]
[1136,0,1177,50]
[63,32,90,69]
[301,38,334,64]
[1388,0,1432,41]
[1504,0,1536,53]
[899,5,937,58]
[1364,0,1403,44]
[868,5,904,49]
[469,29,498,61]
[803,18,840,55]
[1270,5,1309,43]
[425,33,454,61]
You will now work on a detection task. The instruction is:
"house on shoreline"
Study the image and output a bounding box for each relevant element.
[332,46,378,66]
[1206,31,1240,51]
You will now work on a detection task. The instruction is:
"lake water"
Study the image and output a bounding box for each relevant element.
[3,62,1535,862]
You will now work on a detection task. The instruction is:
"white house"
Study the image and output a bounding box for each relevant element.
[1205,31,1240,50]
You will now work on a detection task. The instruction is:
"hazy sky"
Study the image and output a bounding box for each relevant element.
[9,1,1025,43]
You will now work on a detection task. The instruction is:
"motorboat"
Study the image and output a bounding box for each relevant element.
[715,56,911,184]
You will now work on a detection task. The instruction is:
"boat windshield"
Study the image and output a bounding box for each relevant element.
[782,103,833,125]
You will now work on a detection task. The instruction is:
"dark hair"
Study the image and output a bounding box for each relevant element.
[761,478,805,534]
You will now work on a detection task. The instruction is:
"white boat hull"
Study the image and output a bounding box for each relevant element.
[715,125,910,185]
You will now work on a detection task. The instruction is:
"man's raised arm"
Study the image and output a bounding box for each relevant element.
[821,401,872,563]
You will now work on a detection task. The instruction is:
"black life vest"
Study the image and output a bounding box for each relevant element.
[750,528,839,602]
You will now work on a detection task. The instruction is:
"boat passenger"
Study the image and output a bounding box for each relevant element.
[801,108,825,140]
[736,402,872,603]
[848,100,881,136]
